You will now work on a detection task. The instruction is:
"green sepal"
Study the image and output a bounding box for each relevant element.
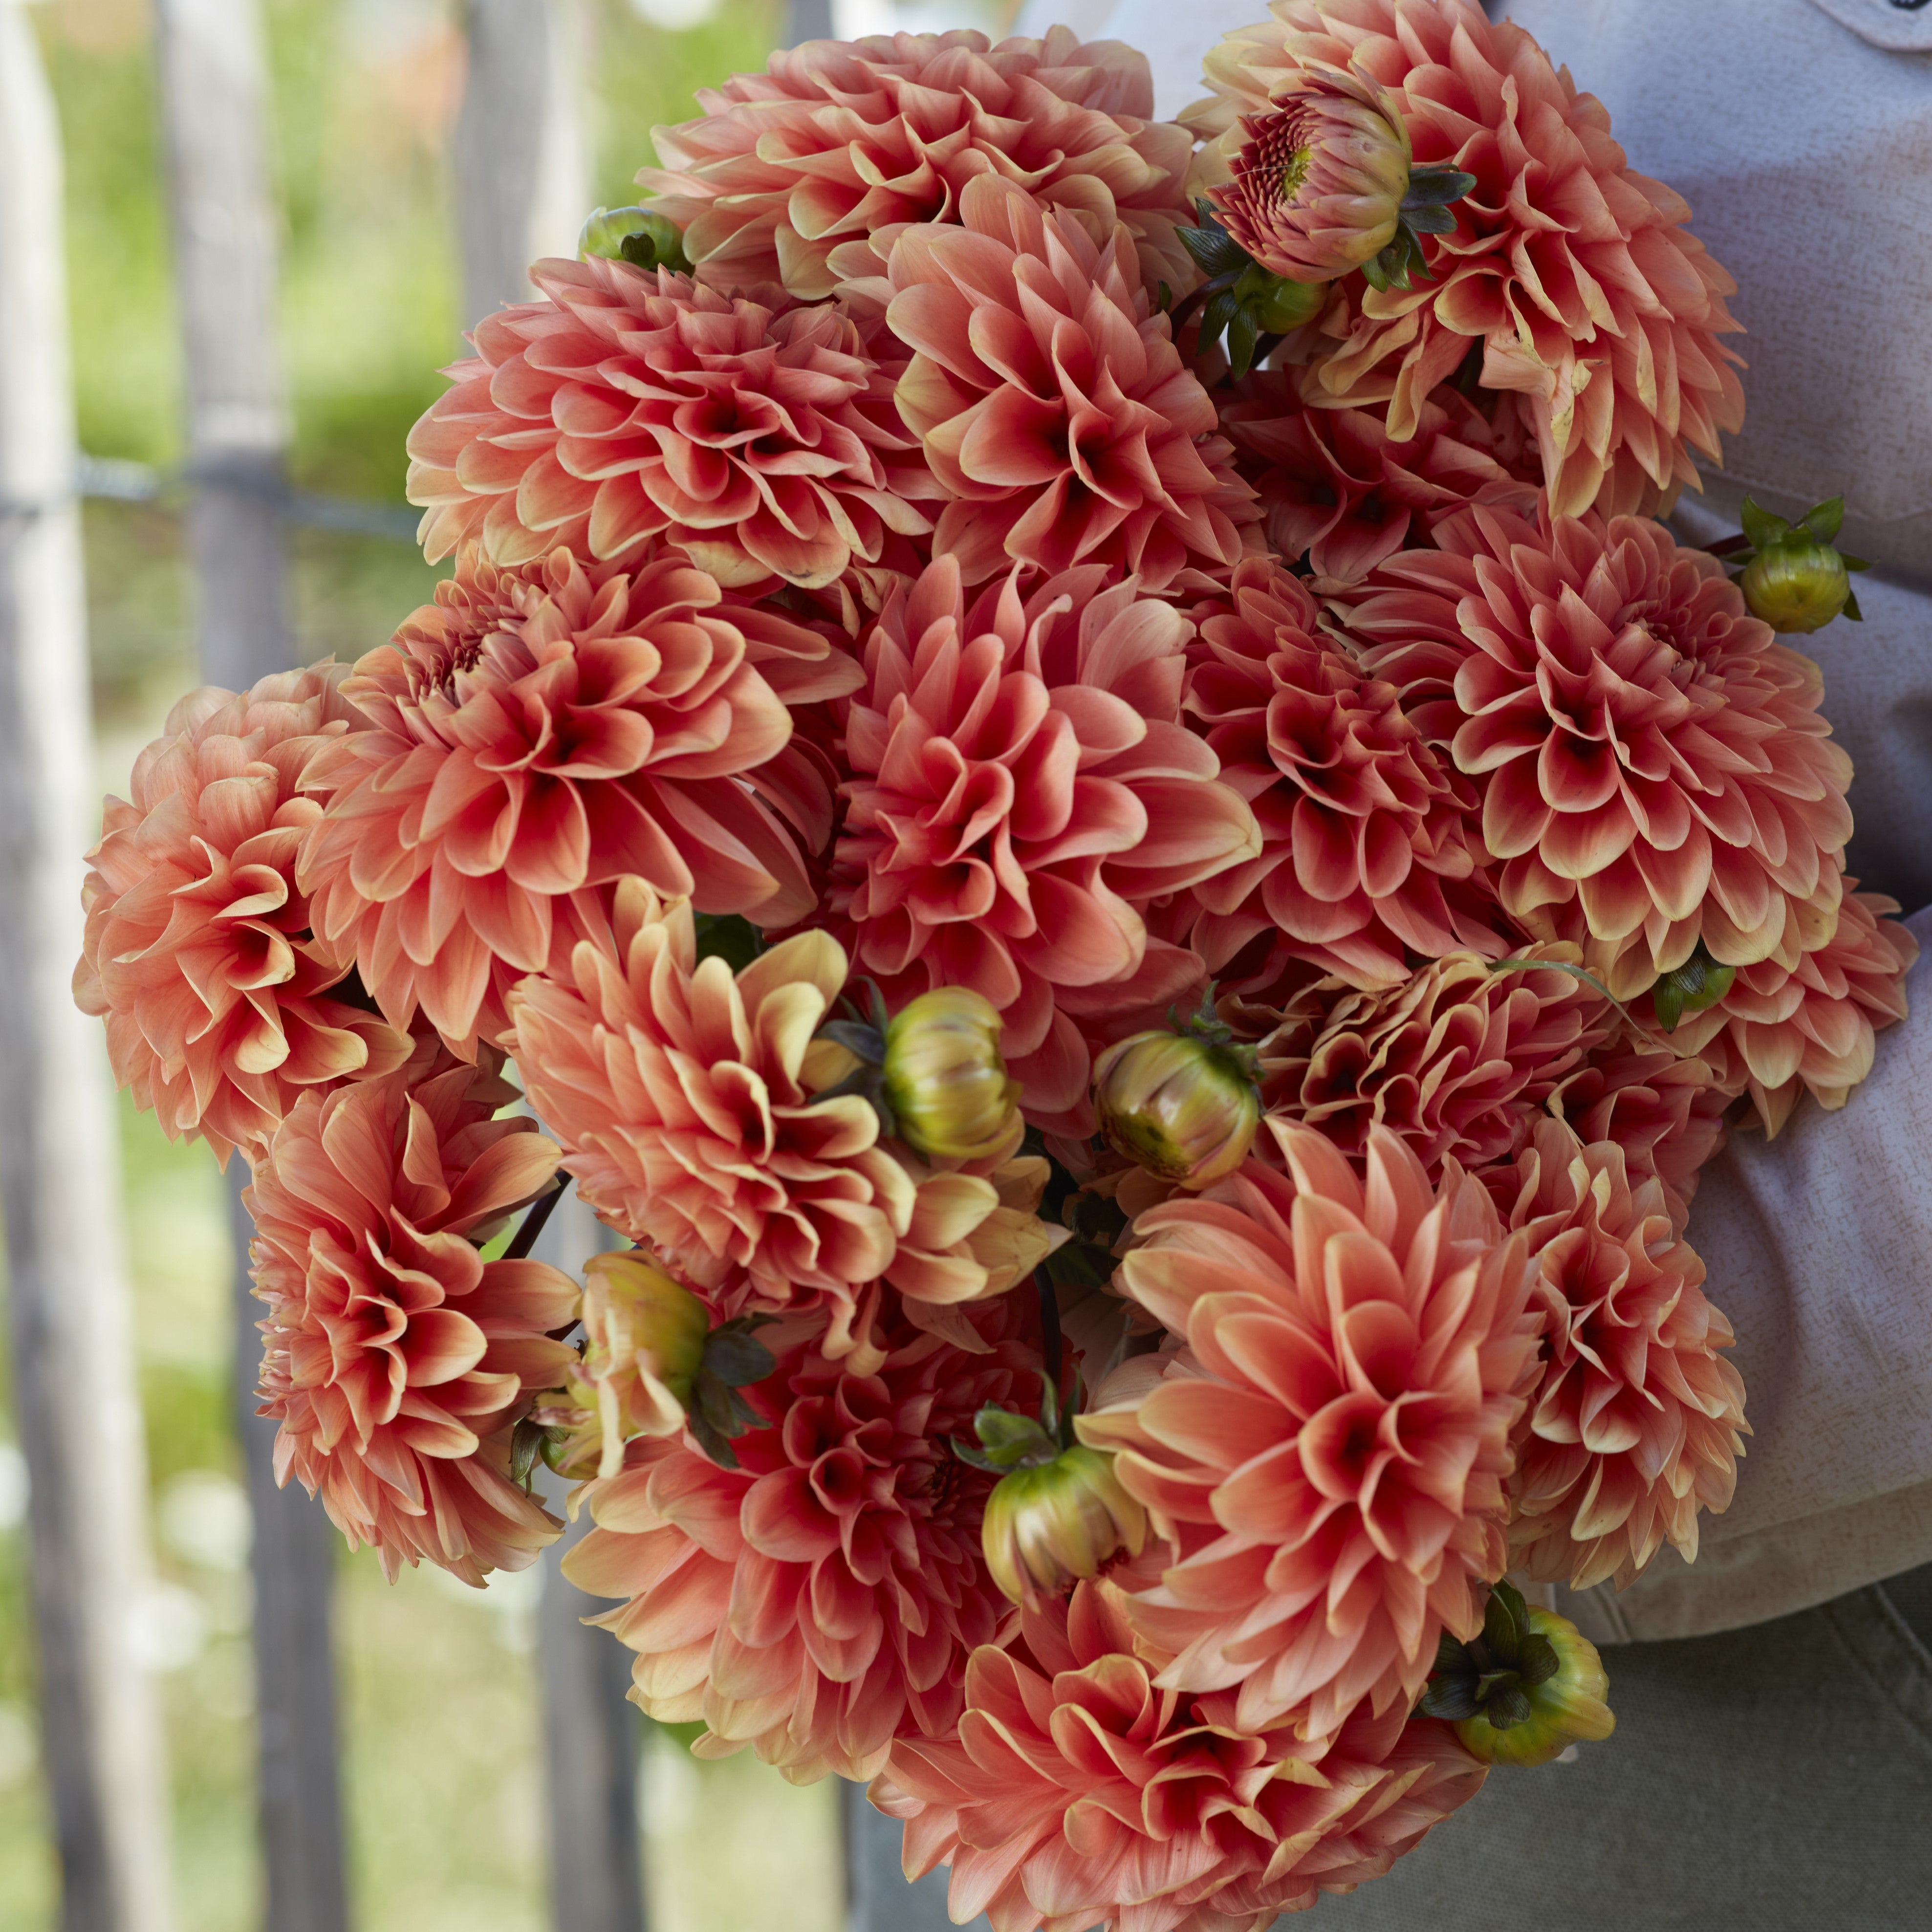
[1179,200,1251,279]
[1226,306,1261,382]
[1652,976,1686,1034]
[1418,1673,1481,1721]
[1197,283,1242,353]
[1402,166,1477,208]
[1843,588,1865,622]
[1738,495,1790,553]
[1484,1685,1534,1731]
[1482,1578,1528,1665]
[816,1018,887,1063]
[1154,280,1172,314]
[510,1415,556,1494]
[1516,1632,1560,1689]
[1797,495,1845,544]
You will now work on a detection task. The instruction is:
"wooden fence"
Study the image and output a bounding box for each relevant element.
[0,0,981,1926]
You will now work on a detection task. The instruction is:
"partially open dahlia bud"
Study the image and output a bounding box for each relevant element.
[1731,495,1867,634]
[542,1253,709,1480]
[964,1398,1148,1611]
[1421,1581,1615,1769]
[1207,66,1411,283]
[1093,1003,1261,1187]
[882,988,1021,1163]
[576,204,689,274]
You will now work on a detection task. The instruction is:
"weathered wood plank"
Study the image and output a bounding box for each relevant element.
[531,1191,645,1932]
[0,8,177,1929]
[151,5,348,1930]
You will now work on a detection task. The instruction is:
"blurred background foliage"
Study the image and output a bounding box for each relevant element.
[0,0,1028,1924]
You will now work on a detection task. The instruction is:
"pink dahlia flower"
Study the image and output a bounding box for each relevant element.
[1177,559,1505,989]
[828,555,1259,1132]
[1254,949,1605,1180]
[1653,878,1919,1136]
[561,1293,1041,1781]
[406,257,936,588]
[74,666,409,1165]
[886,174,1258,590]
[875,1577,1487,1932]
[1491,1120,1746,1592]
[508,881,1053,1364]
[1343,506,1853,998]
[248,1036,578,1585]
[1083,1125,1538,1738]
[1548,1042,1728,1211]
[1221,377,1538,585]
[1190,0,1744,521]
[298,545,855,1055]
[1206,65,1412,284]
[639,27,1195,305]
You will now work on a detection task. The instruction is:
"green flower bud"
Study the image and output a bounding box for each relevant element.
[1729,494,1867,635]
[578,205,690,275]
[1234,262,1326,334]
[881,987,1020,1162]
[1420,1580,1616,1768]
[981,1444,1147,1610]
[1093,1018,1260,1188]
[1650,941,1736,1033]
[1739,539,1851,635]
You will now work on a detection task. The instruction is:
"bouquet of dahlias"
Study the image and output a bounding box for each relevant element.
[78,3,1919,1924]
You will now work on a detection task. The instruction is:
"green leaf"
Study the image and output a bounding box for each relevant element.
[1798,496,1845,543]
[693,912,764,972]
[1484,1685,1534,1731]
[1738,495,1790,554]
[1516,1633,1560,1689]
[1402,166,1477,207]
[1419,1675,1481,1721]
[1226,305,1261,381]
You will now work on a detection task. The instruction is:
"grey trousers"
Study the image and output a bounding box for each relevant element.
[845,1564,1932,1931]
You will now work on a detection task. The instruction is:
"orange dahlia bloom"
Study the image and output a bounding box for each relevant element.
[1221,378,1538,585]
[1255,950,1605,1179]
[639,26,1195,305]
[829,555,1260,1131]
[1343,506,1853,997]
[508,881,1053,1364]
[1491,1120,1746,1592]
[886,174,1257,591]
[875,1579,1487,1932]
[406,257,935,588]
[1178,560,1504,989]
[561,1294,1041,1781]
[298,545,855,1055]
[1651,879,1919,1136]
[1083,1125,1538,1738]
[75,666,409,1165]
[1189,0,1744,521]
[1548,1042,1728,1209]
[248,1036,578,1585]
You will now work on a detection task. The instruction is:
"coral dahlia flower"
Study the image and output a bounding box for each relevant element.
[1653,879,1919,1136]
[1254,949,1605,1179]
[74,666,409,1165]
[508,881,1053,1364]
[248,1036,578,1585]
[886,174,1258,591]
[1548,1042,1728,1210]
[1189,0,1744,521]
[1342,506,1853,997]
[561,1293,1041,1781]
[1177,559,1504,989]
[829,555,1259,1130]
[639,26,1195,305]
[1083,1125,1539,1738]
[298,544,856,1054]
[1206,65,1412,284]
[1220,378,1538,584]
[875,1578,1488,1932]
[1490,1120,1746,1592]
[406,256,935,588]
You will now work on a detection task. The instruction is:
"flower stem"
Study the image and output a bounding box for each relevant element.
[503,1178,565,1261]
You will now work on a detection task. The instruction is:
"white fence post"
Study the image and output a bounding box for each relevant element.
[0,8,178,1932]
[454,11,644,1929]
[150,5,350,1931]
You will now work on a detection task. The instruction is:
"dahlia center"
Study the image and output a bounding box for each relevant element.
[1280,146,1313,201]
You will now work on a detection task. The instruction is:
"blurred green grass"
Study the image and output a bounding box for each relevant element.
[0,2,845,1928]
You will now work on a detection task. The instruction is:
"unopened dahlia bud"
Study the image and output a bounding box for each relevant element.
[547,1253,709,1479]
[1732,495,1867,634]
[982,1445,1148,1611]
[1420,1581,1616,1768]
[1208,67,1412,283]
[1650,943,1736,1033]
[1093,1008,1260,1188]
[883,988,1021,1162]
[578,204,690,274]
